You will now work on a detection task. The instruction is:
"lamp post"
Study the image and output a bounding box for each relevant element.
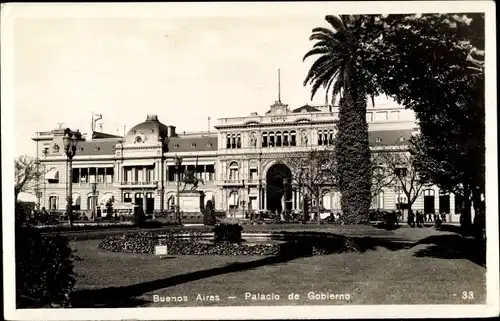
[63,128,81,227]
[91,182,98,221]
[242,179,246,219]
[174,155,183,225]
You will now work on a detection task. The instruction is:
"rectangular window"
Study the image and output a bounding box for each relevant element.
[80,168,88,183]
[106,168,114,183]
[206,165,215,181]
[250,168,258,180]
[230,168,238,180]
[136,167,143,182]
[124,193,132,203]
[89,168,96,183]
[168,166,176,181]
[146,168,153,182]
[72,168,79,183]
[97,168,105,183]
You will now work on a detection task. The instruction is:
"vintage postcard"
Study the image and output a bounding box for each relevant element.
[2,1,498,320]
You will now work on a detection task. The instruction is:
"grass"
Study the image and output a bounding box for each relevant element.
[69,225,486,307]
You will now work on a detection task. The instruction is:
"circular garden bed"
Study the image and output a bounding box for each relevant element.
[98,229,362,256]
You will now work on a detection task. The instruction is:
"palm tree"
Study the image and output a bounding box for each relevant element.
[303,15,373,224]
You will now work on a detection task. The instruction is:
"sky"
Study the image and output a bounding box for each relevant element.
[7,1,488,159]
[12,14,346,158]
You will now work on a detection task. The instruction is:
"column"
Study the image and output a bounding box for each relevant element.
[78,168,81,186]
[257,186,261,211]
[292,190,295,210]
[263,186,267,210]
[434,186,440,214]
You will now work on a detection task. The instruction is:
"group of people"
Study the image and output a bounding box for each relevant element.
[407,211,449,227]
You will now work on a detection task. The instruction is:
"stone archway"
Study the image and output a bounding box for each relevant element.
[266,163,292,214]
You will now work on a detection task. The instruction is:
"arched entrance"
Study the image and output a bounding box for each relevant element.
[266,163,292,214]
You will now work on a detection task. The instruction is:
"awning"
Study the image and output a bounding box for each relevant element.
[113,202,135,210]
[45,170,59,180]
[73,164,115,168]
[166,160,215,166]
[121,160,156,167]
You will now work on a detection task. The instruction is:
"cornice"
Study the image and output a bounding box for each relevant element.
[215,120,337,130]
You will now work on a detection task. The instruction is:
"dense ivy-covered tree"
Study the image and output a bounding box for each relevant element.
[303,15,375,224]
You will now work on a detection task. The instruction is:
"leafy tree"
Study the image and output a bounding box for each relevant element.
[371,150,396,202]
[377,141,426,216]
[365,13,485,228]
[279,148,336,224]
[15,155,51,201]
[303,15,374,224]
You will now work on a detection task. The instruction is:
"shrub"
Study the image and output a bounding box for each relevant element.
[213,223,243,243]
[203,200,216,226]
[134,206,146,227]
[16,226,77,308]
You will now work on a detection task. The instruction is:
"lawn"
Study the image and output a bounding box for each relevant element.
[70,225,486,307]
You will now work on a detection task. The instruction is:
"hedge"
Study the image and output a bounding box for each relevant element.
[16,226,79,308]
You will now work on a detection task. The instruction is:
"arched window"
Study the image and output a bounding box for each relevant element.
[262,132,268,147]
[283,131,289,146]
[290,131,296,146]
[236,134,241,148]
[318,130,323,145]
[226,135,231,149]
[229,162,239,180]
[323,131,328,145]
[123,193,132,203]
[276,131,282,147]
[49,196,57,211]
[269,131,275,147]
[328,130,334,145]
[231,134,236,149]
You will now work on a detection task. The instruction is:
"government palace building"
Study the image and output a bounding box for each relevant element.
[32,97,463,222]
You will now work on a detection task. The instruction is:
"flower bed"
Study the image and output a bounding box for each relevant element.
[97,229,361,256]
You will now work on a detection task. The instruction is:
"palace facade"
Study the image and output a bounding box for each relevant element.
[32,98,462,222]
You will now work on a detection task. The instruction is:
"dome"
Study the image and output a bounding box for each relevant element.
[125,114,168,144]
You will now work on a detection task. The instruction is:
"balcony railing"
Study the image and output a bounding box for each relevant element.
[222,179,261,186]
[119,181,158,187]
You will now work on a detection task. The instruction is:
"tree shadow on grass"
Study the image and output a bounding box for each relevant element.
[413,234,486,267]
[70,247,310,308]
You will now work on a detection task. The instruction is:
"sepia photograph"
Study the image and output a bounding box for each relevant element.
[2,1,498,320]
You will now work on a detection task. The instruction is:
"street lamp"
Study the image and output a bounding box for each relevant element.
[63,128,81,227]
[242,179,246,219]
[174,154,183,225]
[91,182,98,221]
